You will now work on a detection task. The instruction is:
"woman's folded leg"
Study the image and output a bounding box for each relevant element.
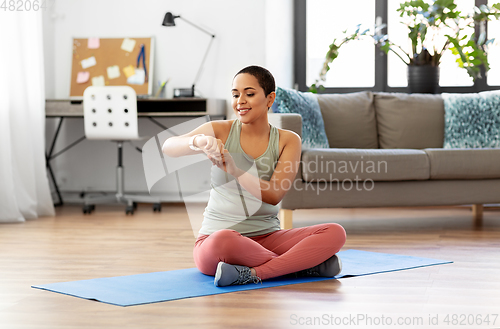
[251,223,346,280]
[193,229,278,276]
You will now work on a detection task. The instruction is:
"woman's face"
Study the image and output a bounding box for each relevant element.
[231,73,274,123]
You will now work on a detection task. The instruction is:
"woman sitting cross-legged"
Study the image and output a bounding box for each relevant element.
[162,65,346,287]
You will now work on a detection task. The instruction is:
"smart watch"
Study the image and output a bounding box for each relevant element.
[189,134,205,151]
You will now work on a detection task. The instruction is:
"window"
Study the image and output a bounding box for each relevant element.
[295,0,500,92]
[306,0,376,88]
[488,0,500,85]
[386,0,409,87]
[437,0,475,86]
[387,0,475,87]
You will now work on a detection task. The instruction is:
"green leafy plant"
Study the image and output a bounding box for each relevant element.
[310,0,500,93]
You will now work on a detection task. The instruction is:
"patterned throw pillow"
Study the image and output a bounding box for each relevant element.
[442,90,500,148]
[272,87,330,149]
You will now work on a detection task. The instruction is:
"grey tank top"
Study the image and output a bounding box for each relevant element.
[199,119,281,237]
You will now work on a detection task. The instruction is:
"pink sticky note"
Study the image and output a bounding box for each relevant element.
[88,38,100,49]
[76,71,90,84]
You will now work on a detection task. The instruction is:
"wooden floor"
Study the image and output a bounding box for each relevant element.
[1,204,500,329]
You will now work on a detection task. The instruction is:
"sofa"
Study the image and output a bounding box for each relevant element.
[268,91,500,229]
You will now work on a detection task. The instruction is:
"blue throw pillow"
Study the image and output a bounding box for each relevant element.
[272,87,329,149]
[442,90,500,148]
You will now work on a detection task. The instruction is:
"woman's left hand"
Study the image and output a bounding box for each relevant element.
[211,149,242,178]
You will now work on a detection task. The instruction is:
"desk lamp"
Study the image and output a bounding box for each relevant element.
[162,12,216,98]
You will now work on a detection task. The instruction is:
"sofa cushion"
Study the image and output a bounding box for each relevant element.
[442,90,500,148]
[374,93,444,149]
[316,91,378,149]
[424,148,500,179]
[268,113,302,138]
[301,148,430,182]
[273,87,329,149]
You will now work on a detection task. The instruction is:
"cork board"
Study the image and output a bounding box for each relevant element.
[70,37,154,98]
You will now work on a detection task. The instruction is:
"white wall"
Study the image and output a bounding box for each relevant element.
[265,0,294,89]
[43,0,293,200]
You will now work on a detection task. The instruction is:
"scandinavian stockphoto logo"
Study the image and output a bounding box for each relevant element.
[141,116,262,238]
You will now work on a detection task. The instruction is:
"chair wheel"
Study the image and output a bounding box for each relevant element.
[125,205,134,215]
[83,204,95,214]
[153,203,162,212]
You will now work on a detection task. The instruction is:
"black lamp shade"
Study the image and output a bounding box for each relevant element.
[162,12,176,26]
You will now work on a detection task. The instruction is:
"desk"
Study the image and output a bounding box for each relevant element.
[46,98,226,206]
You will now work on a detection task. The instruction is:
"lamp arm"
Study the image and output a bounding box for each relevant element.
[175,15,216,96]
[192,33,216,93]
[178,16,215,38]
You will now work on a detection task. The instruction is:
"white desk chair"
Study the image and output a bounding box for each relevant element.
[82,86,161,214]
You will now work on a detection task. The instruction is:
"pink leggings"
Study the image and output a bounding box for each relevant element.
[193,223,346,280]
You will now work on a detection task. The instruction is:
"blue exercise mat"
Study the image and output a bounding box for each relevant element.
[32,250,451,306]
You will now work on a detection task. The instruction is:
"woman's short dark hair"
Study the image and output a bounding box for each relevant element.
[235,65,275,96]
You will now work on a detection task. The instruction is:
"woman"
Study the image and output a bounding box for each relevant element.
[162,65,346,287]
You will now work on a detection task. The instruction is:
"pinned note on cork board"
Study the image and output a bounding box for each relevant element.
[70,37,154,98]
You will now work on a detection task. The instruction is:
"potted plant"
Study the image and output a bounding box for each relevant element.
[310,0,500,94]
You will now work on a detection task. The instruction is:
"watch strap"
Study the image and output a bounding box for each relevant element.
[189,134,204,151]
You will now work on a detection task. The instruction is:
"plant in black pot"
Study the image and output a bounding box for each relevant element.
[310,0,500,94]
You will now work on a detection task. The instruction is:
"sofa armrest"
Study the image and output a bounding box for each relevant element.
[268,113,302,138]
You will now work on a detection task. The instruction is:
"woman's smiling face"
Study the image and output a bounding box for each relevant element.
[231,73,274,123]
